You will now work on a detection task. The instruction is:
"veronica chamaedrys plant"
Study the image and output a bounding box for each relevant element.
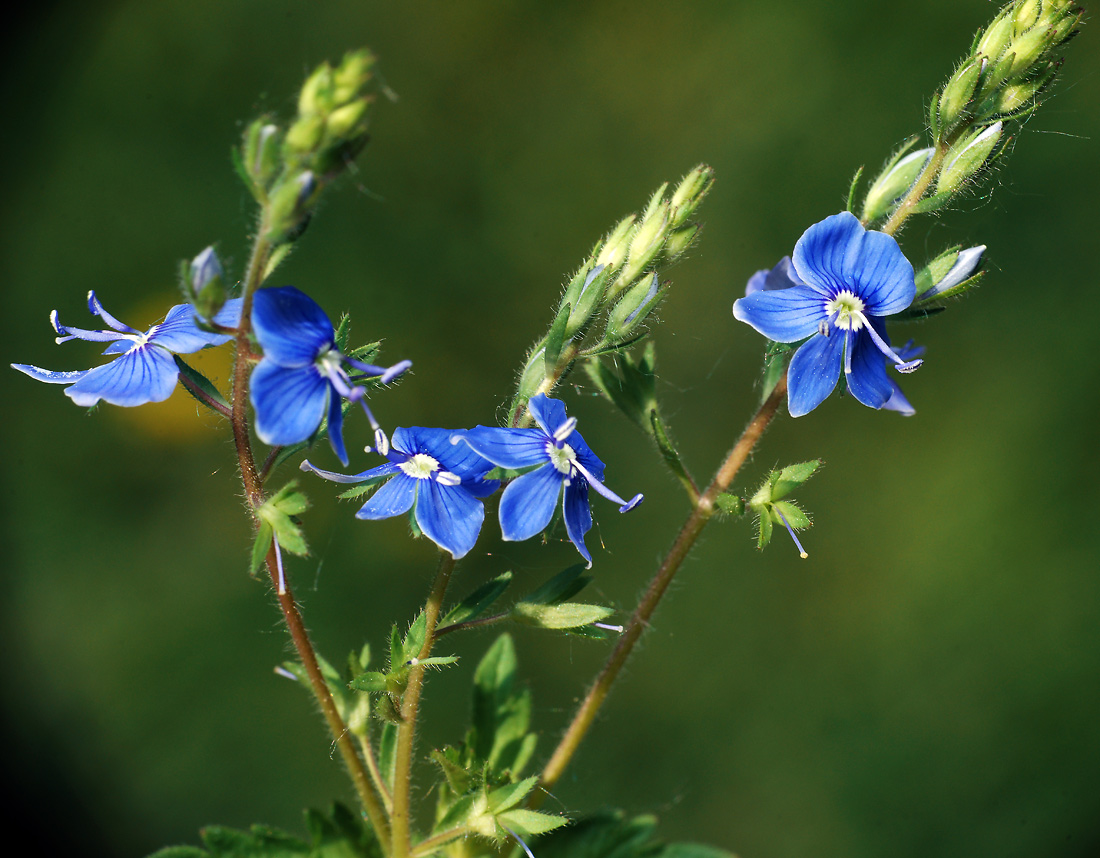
[250,285,410,464]
[733,211,920,417]
[300,427,499,559]
[453,394,643,568]
[12,291,243,407]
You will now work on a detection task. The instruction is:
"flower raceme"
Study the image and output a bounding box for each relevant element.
[12,291,243,407]
[452,395,643,567]
[733,212,920,417]
[249,286,411,466]
[301,427,499,559]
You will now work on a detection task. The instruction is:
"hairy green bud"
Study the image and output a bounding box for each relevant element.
[669,163,715,226]
[936,122,1003,194]
[862,143,933,222]
[938,56,983,133]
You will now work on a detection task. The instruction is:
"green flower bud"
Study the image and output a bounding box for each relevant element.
[663,222,700,260]
[285,115,325,155]
[938,56,983,133]
[595,215,635,272]
[617,202,669,287]
[332,49,376,106]
[241,119,283,191]
[976,7,1015,61]
[1004,22,1050,77]
[991,69,1051,116]
[1013,0,1042,31]
[936,121,1003,194]
[604,273,664,344]
[298,62,335,117]
[326,99,369,139]
[267,171,319,243]
[669,163,715,226]
[188,246,227,321]
[862,145,934,222]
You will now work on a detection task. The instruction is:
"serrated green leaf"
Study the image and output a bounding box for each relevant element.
[532,812,658,858]
[431,746,475,796]
[771,460,821,500]
[771,500,810,530]
[486,775,539,813]
[334,313,352,353]
[714,493,745,516]
[403,611,428,662]
[760,340,793,404]
[496,809,568,837]
[756,507,773,549]
[511,601,613,630]
[439,572,513,629]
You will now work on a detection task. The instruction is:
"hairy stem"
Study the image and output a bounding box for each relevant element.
[535,371,788,798]
[228,219,391,850]
[391,553,458,858]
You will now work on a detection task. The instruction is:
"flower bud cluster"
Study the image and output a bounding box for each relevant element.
[510,166,713,422]
[237,50,378,244]
[933,0,1081,139]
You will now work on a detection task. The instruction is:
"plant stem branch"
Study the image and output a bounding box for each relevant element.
[391,553,458,858]
[879,143,948,237]
[535,371,788,799]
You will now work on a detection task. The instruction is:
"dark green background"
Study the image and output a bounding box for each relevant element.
[2,2,1098,856]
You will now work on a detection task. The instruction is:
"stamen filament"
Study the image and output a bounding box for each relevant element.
[553,417,578,443]
[570,459,643,512]
[774,507,809,559]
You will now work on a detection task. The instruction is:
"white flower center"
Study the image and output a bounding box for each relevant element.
[399,453,441,480]
[825,290,866,331]
[318,348,343,374]
[547,442,578,475]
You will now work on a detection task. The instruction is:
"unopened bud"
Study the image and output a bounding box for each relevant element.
[188,246,227,320]
[285,115,325,155]
[669,164,715,226]
[298,63,335,117]
[247,122,282,188]
[618,203,669,287]
[605,273,664,343]
[1004,23,1049,77]
[333,50,376,105]
[936,122,1003,194]
[595,215,636,272]
[938,56,983,132]
[976,7,1016,61]
[1014,0,1042,31]
[862,146,933,222]
[326,99,369,139]
[663,222,700,260]
[267,171,319,243]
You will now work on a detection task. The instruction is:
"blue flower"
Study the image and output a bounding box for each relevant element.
[250,286,411,466]
[452,394,643,567]
[300,427,499,559]
[12,291,243,407]
[733,211,921,417]
[882,340,925,416]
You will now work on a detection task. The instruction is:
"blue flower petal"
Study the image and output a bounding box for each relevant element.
[498,463,562,541]
[416,481,485,558]
[12,364,89,385]
[791,211,867,296]
[787,332,844,417]
[562,480,594,567]
[455,426,549,470]
[251,360,330,446]
[355,474,418,520]
[326,384,349,466]
[252,287,334,367]
[745,256,803,295]
[65,343,179,407]
[301,459,401,483]
[844,325,896,410]
[527,395,570,436]
[569,430,605,482]
[733,286,827,343]
[151,303,234,353]
[882,379,915,415]
[463,477,501,499]
[401,427,494,480]
[845,230,915,316]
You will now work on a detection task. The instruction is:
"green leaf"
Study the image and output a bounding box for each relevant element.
[388,625,402,672]
[305,802,383,858]
[378,721,398,789]
[846,163,864,214]
[658,845,739,858]
[174,356,231,414]
[431,745,475,796]
[756,506,773,549]
[250,521,274,576]
[771,460,821,500]
[511,601,614,630]
[486,775,538,813]
[544,300,572,376]
[713,493,745,516]
[403,611,428,662]
[496,809,568,837]
[760,340,793,405]
[522,565,591,606]
[199,823,310,857]
[257,482,311,558]
[771,500,811,530]
[439,572,513,629]
[334,313,352,353]
[147,848,208,858]
[348,671,389,693]
[534,811,739,858]
[471,634,535,776]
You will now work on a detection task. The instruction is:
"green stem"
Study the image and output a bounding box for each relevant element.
[410,826,469,857]
[535,371,788,799]
[435,611,510,638]
[356,732,394,814]
[228,216,392,851]
[879,143,948,237]
[391,553,458,858]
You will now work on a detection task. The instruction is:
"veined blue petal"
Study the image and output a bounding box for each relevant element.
[463,476,501,498]
[882,379,916,415]
[416,481,485,559]
[745,256,803,295]
[252,286,334,367]
[845,229,915,315]
[733,286,826,343]
[12,364,89,385]
[326,385,349,466]
[562,480,594,567]
[845,325,896,410]
[251,360,329,446]
[498,463,562,542]
[355,474,417,520]
[65,343,179,407]
[151,303,234,353]
[528,395,569,436]
[787,333,844,417]
[570,431,605,483]
[791,211,868,296]
[102,341,133,355]
[402,427,493,479]
[455,427,549,470]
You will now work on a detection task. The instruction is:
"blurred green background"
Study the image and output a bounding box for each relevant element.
[2,1,1098,856]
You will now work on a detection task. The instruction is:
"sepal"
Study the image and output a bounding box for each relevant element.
[251,482,310,575]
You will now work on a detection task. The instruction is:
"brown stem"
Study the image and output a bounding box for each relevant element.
[390,553,457,858]
[535,371,788,799]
